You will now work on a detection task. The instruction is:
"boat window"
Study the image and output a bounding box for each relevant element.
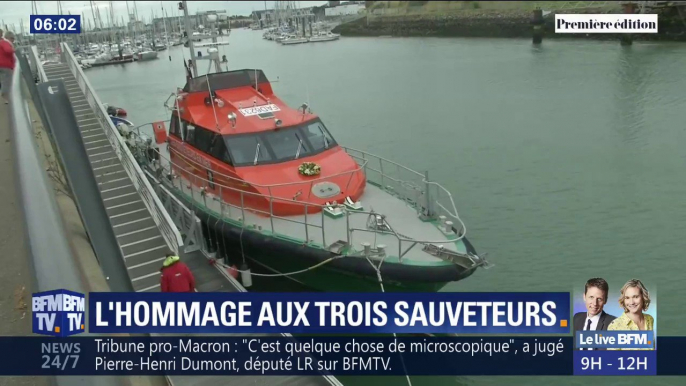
[182,122,190,142]
[183,70,269,93]
[225,135,272,165]
[247,70,269,88]
[184,124,195,144]
[221,149,232,165]
[303,121,336,152]
[192,126,214,153]
[263,128,311,160]
[209,134,232,165]
[220,119,337,166]
[169,116,180,138]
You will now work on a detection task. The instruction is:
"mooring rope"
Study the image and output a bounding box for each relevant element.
[216,255,344,278]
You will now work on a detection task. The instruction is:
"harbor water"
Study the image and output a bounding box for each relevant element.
[87,29,686,385]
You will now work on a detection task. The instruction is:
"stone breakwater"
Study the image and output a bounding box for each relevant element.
[332,11,686,41]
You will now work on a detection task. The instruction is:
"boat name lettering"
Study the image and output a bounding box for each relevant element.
[170,141,211,169]
[239,104,281,117]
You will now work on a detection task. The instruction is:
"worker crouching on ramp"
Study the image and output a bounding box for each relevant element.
[160,253,196,293]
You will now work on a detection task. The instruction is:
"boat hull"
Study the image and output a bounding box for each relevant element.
[281,39,308,45]
[164,181,478,292]
[138,51,159,61]
[309,36,340,42]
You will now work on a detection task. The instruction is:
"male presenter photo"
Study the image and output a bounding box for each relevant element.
[573,278,617,333]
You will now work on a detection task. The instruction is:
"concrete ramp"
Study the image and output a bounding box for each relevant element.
[37,79,132,292]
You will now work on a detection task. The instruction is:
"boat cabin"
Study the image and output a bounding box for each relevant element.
[167,69,366,216]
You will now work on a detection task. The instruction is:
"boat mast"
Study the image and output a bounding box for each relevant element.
[161,2,168,46]
[56,1,62,45]
[87,1,96,47]
[125,1,135,45]
[109,1,121,58]
[133,1,140,45]
[95,3,107,47]
[31,1,40,50]
[151,9,156,49]
[182,0,198,77]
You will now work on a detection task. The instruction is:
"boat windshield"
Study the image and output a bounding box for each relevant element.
[225,119,337,166]
[225,134,272,165]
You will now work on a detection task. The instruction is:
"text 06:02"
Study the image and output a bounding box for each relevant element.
[33,17,78,32]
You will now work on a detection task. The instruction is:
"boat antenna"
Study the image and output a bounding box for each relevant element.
[182,0,197,77]
[206,74,220,129]
[255,68,258,91]
[178,6,187,64]
[174,90,184,142]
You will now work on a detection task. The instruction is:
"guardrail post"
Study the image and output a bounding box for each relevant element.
[345,209,350,245]
[380,160,385,190]
[219,186,224,219]
[362,152,367,175]
[269,197,274,232]
[191,175,195,202]
[398,239,402,263]
[424,170,432,218]
[304,203,309,242]
[240,191,245,223]
[321,210,326,247]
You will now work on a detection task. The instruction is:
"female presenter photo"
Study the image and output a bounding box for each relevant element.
[608,279,655,350]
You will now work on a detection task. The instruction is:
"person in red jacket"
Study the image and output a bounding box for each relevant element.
[160,253,196,292]
[0,31,16,105]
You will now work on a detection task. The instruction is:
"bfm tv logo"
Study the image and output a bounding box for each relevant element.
[32,289,85,337]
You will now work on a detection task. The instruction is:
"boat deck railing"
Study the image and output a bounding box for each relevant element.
[342,147,465,231]
[130,122,472,262]
[58,42,184,254]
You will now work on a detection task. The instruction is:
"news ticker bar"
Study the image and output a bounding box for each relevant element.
[0,336,684,376]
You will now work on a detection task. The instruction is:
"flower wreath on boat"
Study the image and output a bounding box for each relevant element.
[298,162,321,176]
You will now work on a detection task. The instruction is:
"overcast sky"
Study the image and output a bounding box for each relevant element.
[1,1,328,32]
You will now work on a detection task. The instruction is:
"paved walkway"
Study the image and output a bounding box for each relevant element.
[0,101,49,386]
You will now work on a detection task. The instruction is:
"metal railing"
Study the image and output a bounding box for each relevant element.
[127,126,475,265]
[343,147,465,232]
[28,46,48,83]
[58,42,184,255]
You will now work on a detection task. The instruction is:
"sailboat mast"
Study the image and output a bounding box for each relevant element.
[89,1,96,29]
[56,1,62,44]
[133,1,140,43]
[125,1,136,44]
[162,2,168,45]
[108,1,116,48]
[95,3,106,46]
[88,0,99,47]
[151,9,156,48]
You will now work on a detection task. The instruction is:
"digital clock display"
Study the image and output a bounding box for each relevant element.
[30,15,81,34]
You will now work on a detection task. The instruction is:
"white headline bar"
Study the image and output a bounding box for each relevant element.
[555,14,658,33]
